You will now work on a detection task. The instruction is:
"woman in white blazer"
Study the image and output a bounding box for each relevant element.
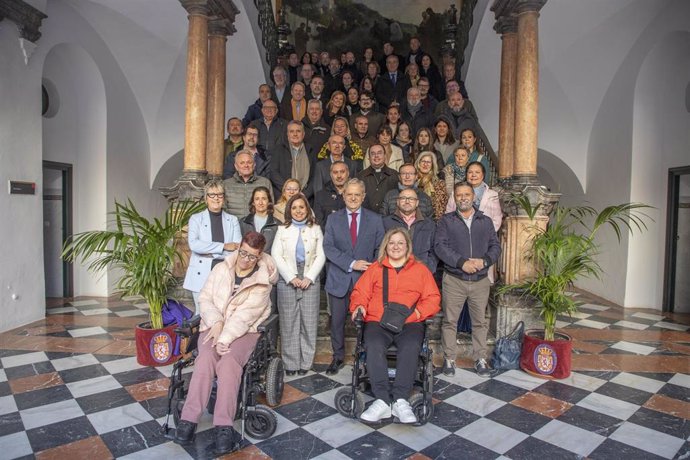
[183,180,242,314]
[271,193,326,374]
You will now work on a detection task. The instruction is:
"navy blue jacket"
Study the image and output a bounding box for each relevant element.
[434,208,501,281]
[383,213,437,273]
[242,99,264,127]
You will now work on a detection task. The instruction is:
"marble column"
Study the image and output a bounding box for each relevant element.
[513,0,545,182]
[205,19,230,180]
[181,0,209,179]
[495,16,517,181]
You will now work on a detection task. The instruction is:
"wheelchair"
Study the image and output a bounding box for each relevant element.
[333,312,435,425]
[162,313,284,440]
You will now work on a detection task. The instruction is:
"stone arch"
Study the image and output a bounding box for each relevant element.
[537,148,584,203]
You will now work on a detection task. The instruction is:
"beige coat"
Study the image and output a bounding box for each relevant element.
[198,251,278,345]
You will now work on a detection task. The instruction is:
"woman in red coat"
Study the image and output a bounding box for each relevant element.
[350,228,440,424]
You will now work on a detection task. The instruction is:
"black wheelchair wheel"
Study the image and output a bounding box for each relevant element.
[245,404,277,440]
[409,393,434,426]
[334,386,365,418]
[265,357,285,407]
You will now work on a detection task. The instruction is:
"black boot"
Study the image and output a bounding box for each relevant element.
[215,425,241,455]
[173,420,197,445]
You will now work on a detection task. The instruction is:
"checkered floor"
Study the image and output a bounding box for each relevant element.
[0,296,688,459]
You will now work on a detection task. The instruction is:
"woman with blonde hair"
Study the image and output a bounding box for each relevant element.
[415,151,448,220]
[273,178,301,223]
[271,194,326,374]
[350,227,440,424]
[324,90,347,125]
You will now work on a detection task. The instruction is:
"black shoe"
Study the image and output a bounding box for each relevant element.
[173,420,196,445]
[285,370,297,376]
[474,358,492,378]
[442,358,456,376]
[214,425,241,455]
[298,369,309,375]
[325,358,344,375]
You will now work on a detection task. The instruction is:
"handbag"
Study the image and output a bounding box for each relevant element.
[379,267,414,334]
[490,321,525,370]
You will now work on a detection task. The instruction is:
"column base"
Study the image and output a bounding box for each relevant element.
[159,171,207,202]
[490,291,543,339]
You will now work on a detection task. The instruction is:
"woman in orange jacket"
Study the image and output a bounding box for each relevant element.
[350,228,440,424]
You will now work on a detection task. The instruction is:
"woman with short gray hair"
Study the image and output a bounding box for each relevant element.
[183,180,242,314]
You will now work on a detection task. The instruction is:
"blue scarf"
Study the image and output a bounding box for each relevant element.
[473,182,488,208]
[292,219,307,263]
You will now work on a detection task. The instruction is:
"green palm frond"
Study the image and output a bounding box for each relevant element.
[500,200,653,341]
[62,198,205,329]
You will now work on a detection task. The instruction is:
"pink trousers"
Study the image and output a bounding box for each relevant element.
[180,330,259,426]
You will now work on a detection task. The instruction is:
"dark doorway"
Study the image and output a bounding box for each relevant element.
[663,166,690,313]
[42,161,73,299]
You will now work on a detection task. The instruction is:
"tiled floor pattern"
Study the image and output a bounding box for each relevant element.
[0,295,688,459]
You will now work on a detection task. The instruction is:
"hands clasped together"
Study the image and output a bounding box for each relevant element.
[204,322,232,355]
[461,258,485,274]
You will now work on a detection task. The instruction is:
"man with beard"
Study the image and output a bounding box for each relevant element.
[399,87,433,136]
[434,183,501,379]
[434,80,478,120]
[224,117,244,159]
[417,77,438,113]
[381,163,433,218]
[306,75,327,102]
[270,66,289,104]
[313,160,349,226]
[438,91,478,139]
[382,188,436,272]
[353,91,385,136]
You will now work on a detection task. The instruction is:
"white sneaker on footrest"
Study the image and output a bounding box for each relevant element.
[392,398,417,424]
[360,399,392,422]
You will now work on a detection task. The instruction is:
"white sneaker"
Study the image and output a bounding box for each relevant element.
[392,399,418,424]
[360,399,392,422]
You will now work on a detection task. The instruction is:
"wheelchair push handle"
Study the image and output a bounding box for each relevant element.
[174,315,201,337]
[354,310,364,328]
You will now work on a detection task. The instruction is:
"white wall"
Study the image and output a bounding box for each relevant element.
[43,43,108,296]
[467,0,690,308]
[0,23,46,330]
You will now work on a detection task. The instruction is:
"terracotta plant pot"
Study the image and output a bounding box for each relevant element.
[519,329,572,379]
[135,322,180,366]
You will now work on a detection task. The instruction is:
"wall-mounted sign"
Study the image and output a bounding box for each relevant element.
[9,181,36,195]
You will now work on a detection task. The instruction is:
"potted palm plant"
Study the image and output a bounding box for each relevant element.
[62,198,204,366]
[500,195,651,379]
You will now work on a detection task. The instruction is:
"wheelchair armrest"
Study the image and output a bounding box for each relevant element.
[257,313,278,333]
[354,310,364,330]
[175,314,201,337]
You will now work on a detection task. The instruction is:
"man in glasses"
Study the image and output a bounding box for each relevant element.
[382,188,437,272]
[381,163,433,218]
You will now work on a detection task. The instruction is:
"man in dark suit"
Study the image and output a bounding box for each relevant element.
[313,160,349,226]
[313,135,359,194]
[375,54,410,111]
[323,178,384,374]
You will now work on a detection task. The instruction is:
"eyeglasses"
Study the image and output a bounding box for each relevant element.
[263,106,278,110]
[419,160,433,165]
[207,193,224,199]
[238,249,259,262]
[397,197,418,202]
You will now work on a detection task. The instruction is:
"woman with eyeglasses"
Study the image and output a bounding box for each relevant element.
[174,231,278,453]
[271,194,326,375]
[183,180,242,315]
[350,228,440,424]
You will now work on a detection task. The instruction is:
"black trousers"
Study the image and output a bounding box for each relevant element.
[329,291,352,360]
[364,321,424,404]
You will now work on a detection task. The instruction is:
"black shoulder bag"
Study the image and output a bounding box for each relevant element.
[490,321,525,370]
[379,267,414,334]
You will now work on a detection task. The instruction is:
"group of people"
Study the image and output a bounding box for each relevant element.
[174,39,503,453]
